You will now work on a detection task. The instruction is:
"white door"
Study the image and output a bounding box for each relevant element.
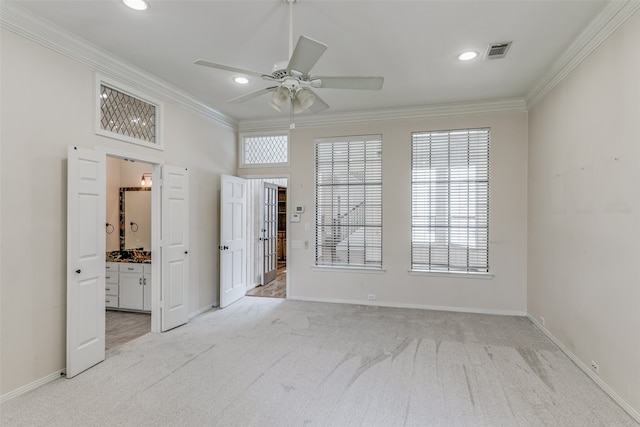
[262,183,278,285]
[66,146,106,378]
[220,175,247,308]
[161,165,189,331]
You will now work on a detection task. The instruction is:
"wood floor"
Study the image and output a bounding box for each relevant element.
[105,310,151,351]
[246,262,286,298]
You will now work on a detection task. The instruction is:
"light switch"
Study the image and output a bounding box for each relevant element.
[304,223,310,231]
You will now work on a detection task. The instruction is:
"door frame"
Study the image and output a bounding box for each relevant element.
[97,146,163,333]
[241,174,290,299]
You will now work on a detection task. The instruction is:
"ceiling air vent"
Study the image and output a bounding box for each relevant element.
[485,42,512,59]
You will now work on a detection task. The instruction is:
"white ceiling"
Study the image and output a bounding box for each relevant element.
[8,0,609,123]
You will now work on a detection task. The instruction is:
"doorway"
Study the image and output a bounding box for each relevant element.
[67,146,189,377]
[245,178,288,299]
[105,156,152,351]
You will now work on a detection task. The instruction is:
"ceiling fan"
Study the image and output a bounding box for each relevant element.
[194,0,383,127]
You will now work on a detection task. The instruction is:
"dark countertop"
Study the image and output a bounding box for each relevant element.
[106,250,151,263]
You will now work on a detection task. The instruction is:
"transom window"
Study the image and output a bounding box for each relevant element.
[241,134,288,166]
[315,135,382,268]
[95,75,163,150]
[411,128,490,273]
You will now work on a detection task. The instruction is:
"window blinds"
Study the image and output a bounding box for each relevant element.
[315,135,382,268]
[411,129,490,273]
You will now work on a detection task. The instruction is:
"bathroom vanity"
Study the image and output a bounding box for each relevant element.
[105,251,152,312]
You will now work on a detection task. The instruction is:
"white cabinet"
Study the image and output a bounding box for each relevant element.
[105,262,119,308]
[105,262,151,312]
[119,264,144,310]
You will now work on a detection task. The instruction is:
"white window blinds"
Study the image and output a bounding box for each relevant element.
[411,128,489,273]
[315,135,382,268]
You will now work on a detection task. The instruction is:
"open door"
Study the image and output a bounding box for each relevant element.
[160,165,189,331]
[220,175,247,308]
[66,146,106,378]
[262,182,278,285]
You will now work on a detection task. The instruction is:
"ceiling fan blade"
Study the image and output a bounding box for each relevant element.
[306,89,329,113]
[287,36,327,75]
[312,76,384,90]
[194,59,264,78]
[227,86,278,103]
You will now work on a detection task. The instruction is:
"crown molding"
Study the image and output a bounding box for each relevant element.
[0,2,237,130]
[4,1,635,132]
[525,0,640,108]
[238,98,528,133]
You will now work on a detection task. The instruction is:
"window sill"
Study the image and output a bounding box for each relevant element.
[312,265,386,274]
[408,269,494,279]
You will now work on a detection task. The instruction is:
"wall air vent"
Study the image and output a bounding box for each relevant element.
[485,42,512,59]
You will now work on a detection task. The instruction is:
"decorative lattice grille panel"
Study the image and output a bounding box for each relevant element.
[243,135,288,165]
[100,85,156,143]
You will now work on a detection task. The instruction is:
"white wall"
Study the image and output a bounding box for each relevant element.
[528,10,640,415]
[287,112,528,314]
[0,29,236,396]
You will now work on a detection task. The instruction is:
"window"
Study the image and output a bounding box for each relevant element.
[315,135,382,268]
[241,134,288,166]
[411,128,489,273]
[95,75,163,150]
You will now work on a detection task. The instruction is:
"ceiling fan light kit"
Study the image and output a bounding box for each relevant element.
[269,87,290,112]
[193,0,383,127]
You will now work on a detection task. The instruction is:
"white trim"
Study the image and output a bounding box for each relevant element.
[239,98,528,132]
[0,370,64,404]
[95,146,163,165]
[311,265,386,274]
[0,2,236,130]
[290,295,527,317]
[408,269,494,279]
[189,305,216,319]
[527,315,640,424]
[95,74,164,150]
[526,1,640,108]
[4,1,638,131]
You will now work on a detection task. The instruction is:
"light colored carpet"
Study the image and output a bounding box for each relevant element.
[1,298,636,426]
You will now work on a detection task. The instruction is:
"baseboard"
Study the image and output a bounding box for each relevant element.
[189,304,216,319]
[0,369,65,404]
[527,314,640,424]
[289,295,527,317]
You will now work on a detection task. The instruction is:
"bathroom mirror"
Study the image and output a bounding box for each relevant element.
[120,187,151,250]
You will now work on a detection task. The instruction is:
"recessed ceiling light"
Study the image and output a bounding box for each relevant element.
[123,0,148,11]
[458,51,478,61]
[233,77,249,85]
